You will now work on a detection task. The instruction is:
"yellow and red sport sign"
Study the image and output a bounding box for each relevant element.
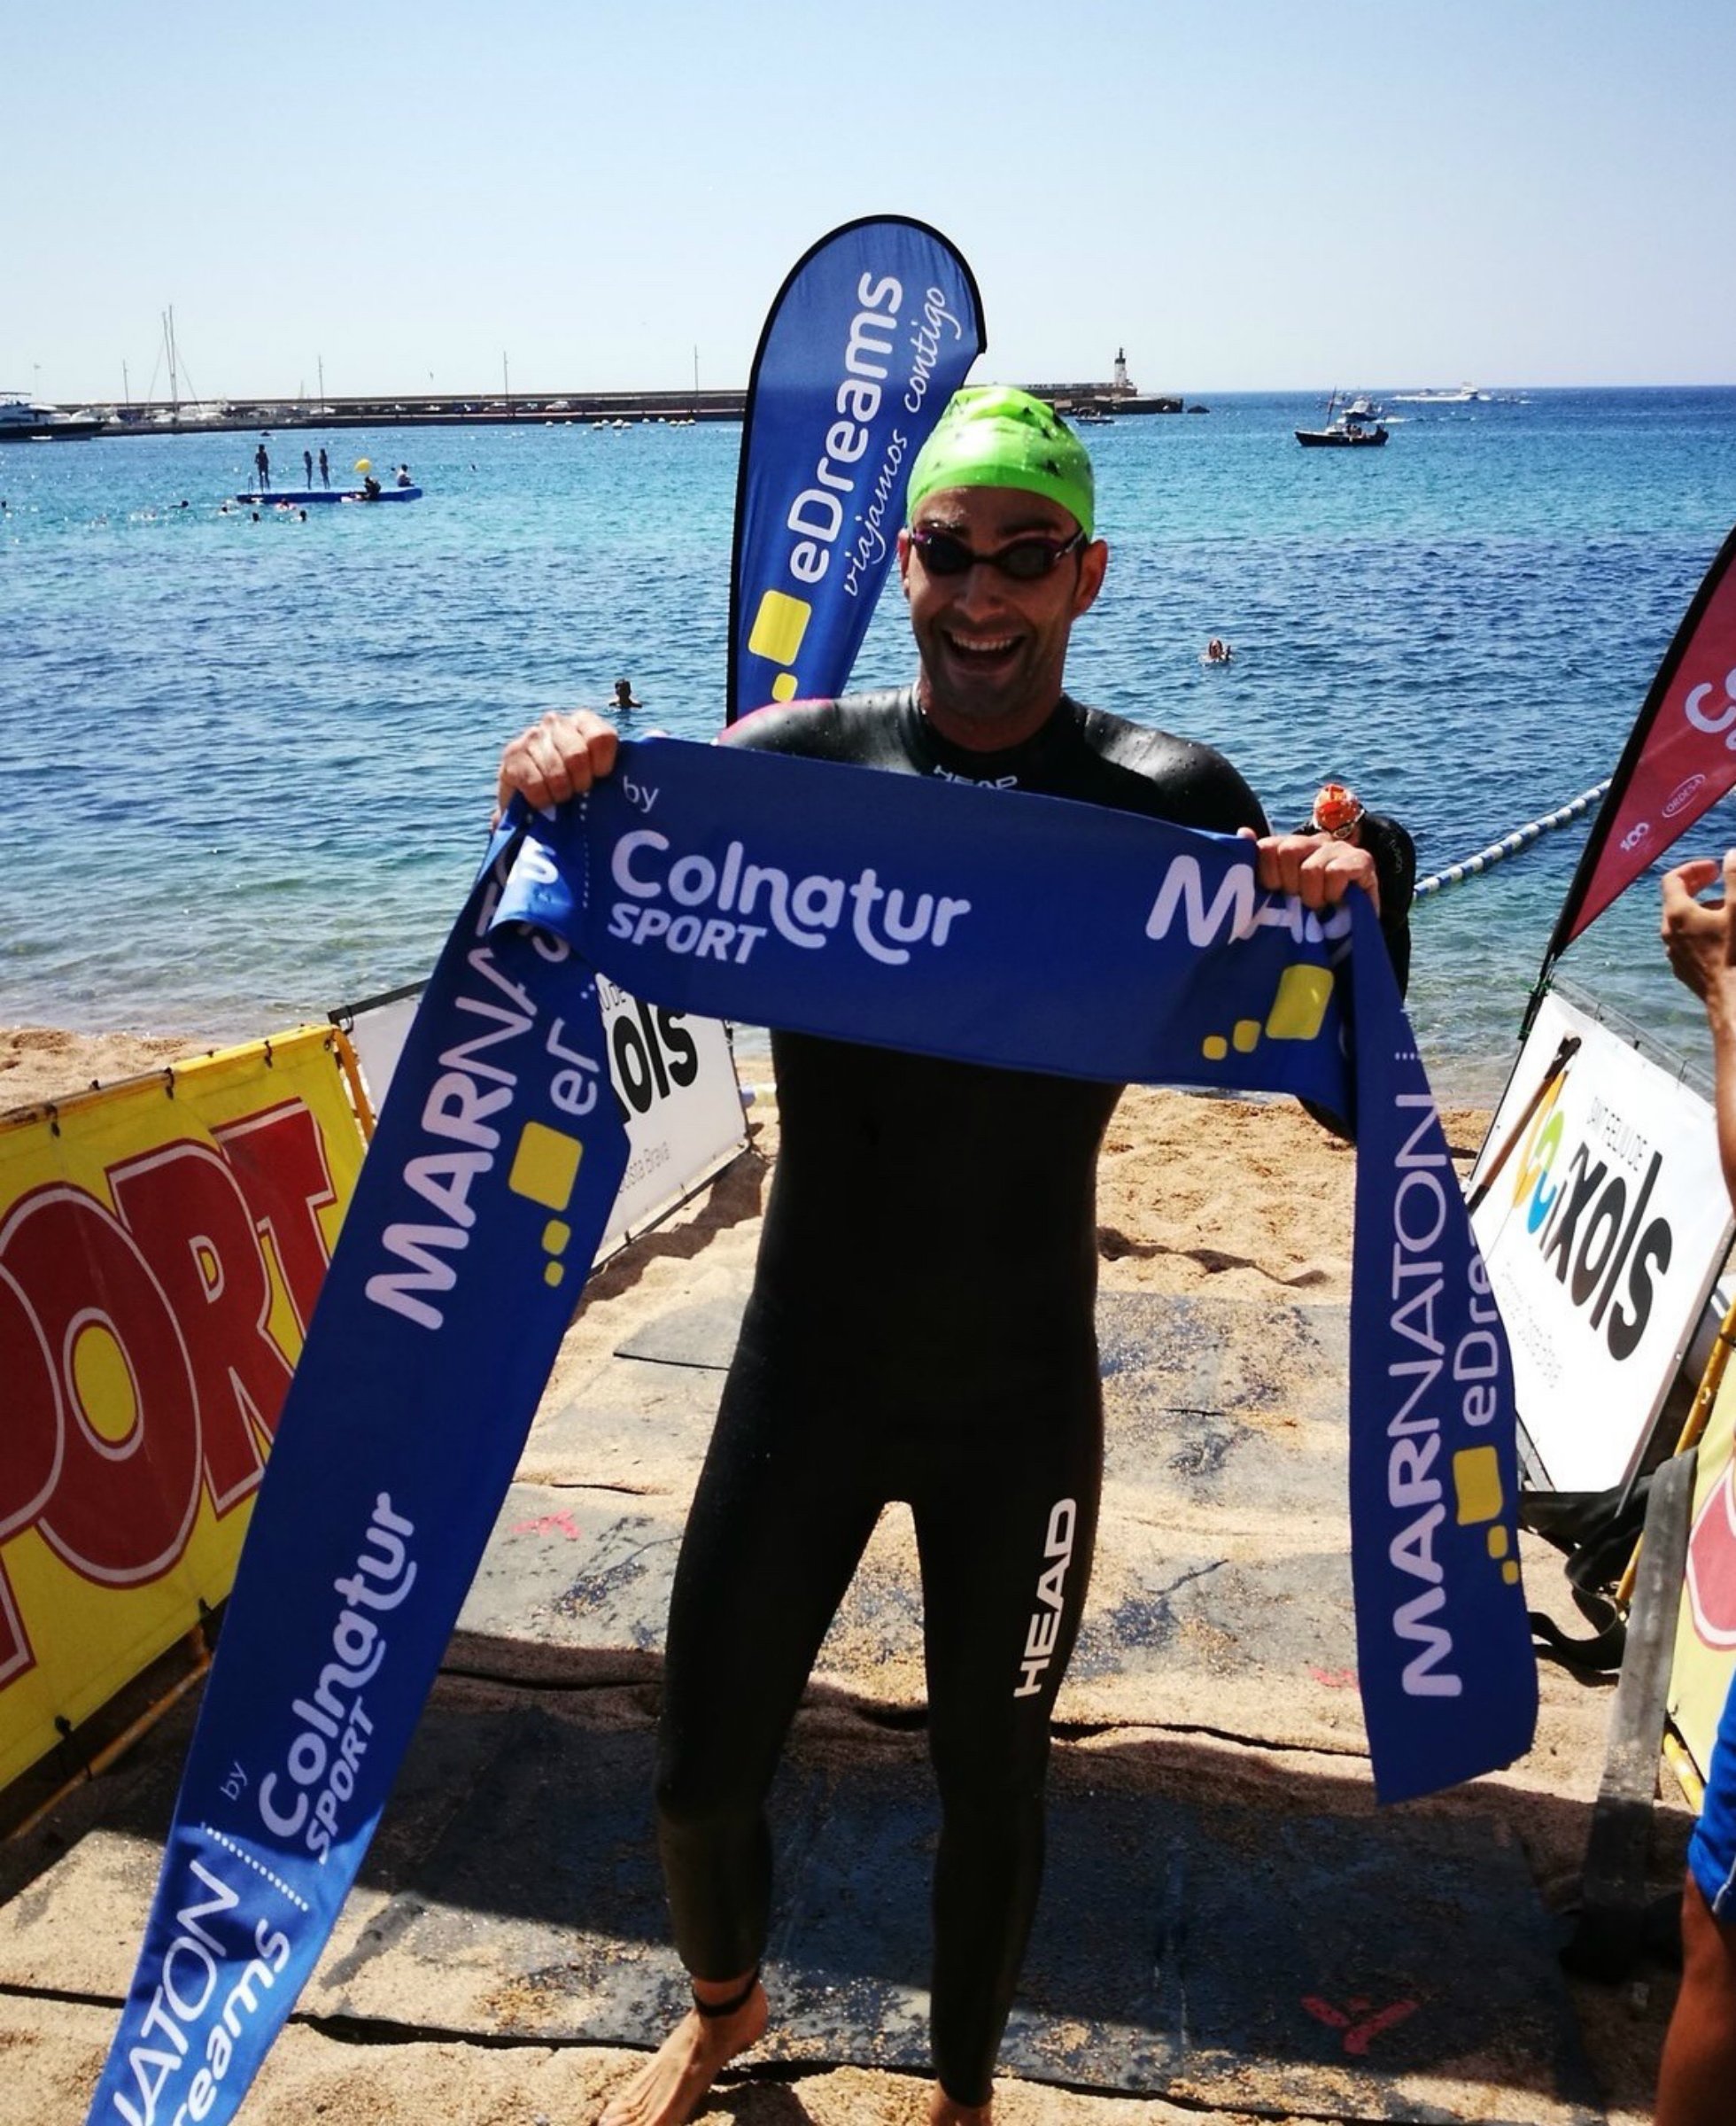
[0,1028,366,1791]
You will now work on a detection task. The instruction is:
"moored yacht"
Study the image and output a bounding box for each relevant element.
[0,396,105,440]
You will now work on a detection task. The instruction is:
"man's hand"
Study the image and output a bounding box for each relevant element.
[1662,851,1736,1014]
[1240,828,1380,914]
[1662,851,1736,1209]
[495,710,619,820]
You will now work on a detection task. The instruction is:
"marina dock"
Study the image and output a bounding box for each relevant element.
[4,381,1188,440]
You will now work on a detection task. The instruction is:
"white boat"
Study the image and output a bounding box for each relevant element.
[1391,384,1484,404]
[0,396,105,440]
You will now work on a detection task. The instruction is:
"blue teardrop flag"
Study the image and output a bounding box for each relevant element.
[728,216,986,720]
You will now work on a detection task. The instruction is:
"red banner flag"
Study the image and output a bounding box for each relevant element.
[1541,524,1736,978]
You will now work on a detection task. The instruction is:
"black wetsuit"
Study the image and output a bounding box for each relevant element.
[655,687,1413,2105]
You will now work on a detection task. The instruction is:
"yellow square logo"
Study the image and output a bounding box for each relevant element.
[748,589,811,668]
[1453,1445,1504,1526]
[508,1121,583,1212]
[1265,965,1333,1042]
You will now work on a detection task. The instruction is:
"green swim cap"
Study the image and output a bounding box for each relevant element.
[906,386,1095,539]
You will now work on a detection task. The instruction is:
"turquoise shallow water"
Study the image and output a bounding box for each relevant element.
[4,390,1734,1105]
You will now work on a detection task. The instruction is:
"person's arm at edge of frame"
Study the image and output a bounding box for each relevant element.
[1662,849,1736,1207]
[1654,848,1736,2126]
[1249,803,1411,1145]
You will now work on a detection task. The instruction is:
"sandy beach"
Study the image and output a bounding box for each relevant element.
[0,1020,1484,1302]
[0,1024,208,1114]
[0,1024,1693,2125]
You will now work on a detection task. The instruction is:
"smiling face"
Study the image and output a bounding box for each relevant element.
[897,485,1107,751]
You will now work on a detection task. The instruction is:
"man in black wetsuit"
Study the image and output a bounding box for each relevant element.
[496,388,1414,2126]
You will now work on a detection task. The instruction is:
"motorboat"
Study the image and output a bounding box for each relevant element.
[1295,392,1388,448]
[0,396,105,441]
[1391,384,1483,404]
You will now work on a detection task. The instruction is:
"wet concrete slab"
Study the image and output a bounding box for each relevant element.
[286,1702,1597,2125]
[0,1693,1595,2122]
[457,1486,686,1672]
[0,1267,1608,2122]
[1098,1291,1351,1412]
[515,1361,725,1492]
[465,1287,1367,1746]
[611,1293,748,1370]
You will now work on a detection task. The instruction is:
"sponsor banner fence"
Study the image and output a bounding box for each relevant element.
[337,985,422,1125]
[0,1028,365,1793]
[592,975,748,1259]
[1671,1354,1736,1780]
[1469,986,1732,1494]
[341,979,748,1262]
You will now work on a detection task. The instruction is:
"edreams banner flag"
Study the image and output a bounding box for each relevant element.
[91,743,1536,2125]
[1541,523,1736,974]
[728,216,986,721]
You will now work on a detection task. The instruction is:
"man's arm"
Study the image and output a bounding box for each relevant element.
[494,709,619,820]
[1281,793,1416,996]
[1359,813,1417,992]
[1242,818,1406,997]
[1662,851,1736,1207]
[1245,826,1383,915]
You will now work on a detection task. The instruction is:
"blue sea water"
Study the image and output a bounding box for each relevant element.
[4,389,1734,1106]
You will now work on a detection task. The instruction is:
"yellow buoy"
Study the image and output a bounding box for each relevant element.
[353,457,372,474]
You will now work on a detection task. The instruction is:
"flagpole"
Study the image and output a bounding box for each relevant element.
[1463,1034,1579,1218]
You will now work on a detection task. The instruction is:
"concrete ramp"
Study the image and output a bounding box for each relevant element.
[466,1288,1372,1750]
[0,1283,1603,2122]
[286,1701,1597,2125]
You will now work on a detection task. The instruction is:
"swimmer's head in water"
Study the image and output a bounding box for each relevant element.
[906,387,1095,539]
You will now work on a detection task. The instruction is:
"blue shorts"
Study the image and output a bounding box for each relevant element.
[1689,1668,1736,1920]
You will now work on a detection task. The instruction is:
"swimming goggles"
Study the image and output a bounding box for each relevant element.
[909,525,1088,582]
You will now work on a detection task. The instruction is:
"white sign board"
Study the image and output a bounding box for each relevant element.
[345,981,748,1269]
[1469,988,1732,1494]
[592,976,748,1261]
[345,989,421,1121]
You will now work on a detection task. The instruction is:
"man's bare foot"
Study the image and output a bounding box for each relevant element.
[928,2085,993,2125]
[597,1975,768,2126]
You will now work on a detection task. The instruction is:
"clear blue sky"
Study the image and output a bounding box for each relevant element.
[12,0,1732,405]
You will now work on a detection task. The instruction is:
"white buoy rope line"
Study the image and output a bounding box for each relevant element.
[1414,780,1612,897]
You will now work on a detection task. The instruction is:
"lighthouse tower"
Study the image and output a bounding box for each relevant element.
[1112,347,1132,396]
